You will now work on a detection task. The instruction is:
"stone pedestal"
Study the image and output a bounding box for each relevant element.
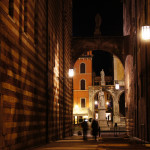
[101,81,105,86]
[98,107,110,130]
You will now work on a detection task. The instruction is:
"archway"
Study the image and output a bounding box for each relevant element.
[71,36,127,66]
[73,49,125,129]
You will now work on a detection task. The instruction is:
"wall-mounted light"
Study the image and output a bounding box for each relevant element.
[141,26,150,40]
[57,69,74,79]
[68,69,74,77]
[115,81,120,90]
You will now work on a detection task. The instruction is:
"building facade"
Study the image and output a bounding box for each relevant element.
[73,51,93,124]
[0,0,73,149]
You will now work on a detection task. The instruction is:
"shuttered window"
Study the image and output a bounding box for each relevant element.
[80,63,85,73]
[80,79,85,90]
[81,98,85,108]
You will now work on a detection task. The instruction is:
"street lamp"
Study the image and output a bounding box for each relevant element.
[68,69,74,77]
[141,24,150,140]
[141,26,150,40]
[57,69,74,79]
[115,80,120,90]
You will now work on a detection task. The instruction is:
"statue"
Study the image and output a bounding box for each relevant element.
[98,89,105,108]
[94,13,102,36]
[100,69,105,82]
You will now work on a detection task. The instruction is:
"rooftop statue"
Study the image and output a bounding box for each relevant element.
[94,13,102,36]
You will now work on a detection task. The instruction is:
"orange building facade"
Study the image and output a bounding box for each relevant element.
[73,52,92,124]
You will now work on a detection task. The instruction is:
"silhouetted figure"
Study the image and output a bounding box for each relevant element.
[108,115,109,121]
[81,119,88,140]
[99,126,101,137]
[91,119,99,141]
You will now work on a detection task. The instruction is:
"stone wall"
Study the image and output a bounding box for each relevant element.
[123,0,150,142]
[0,0,73,149]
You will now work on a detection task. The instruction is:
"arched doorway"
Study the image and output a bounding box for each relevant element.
[73,49,125,128]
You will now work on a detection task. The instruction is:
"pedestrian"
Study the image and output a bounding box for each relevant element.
[91,119,99,141]
[98,126,101,137]
[81,119,88,140]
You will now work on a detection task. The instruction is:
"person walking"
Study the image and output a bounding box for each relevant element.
[91,119,99,141]
[81,119,88,140]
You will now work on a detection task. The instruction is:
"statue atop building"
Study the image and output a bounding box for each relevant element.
[94,13,102,36]
[100,69,105,85]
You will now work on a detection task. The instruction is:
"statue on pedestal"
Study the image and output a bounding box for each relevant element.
[98,89,105,108]
[98,88,110,130]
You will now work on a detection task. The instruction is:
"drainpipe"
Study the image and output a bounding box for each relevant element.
[46,0,49,143]
[145,0,149,142]
[62,0,65,138]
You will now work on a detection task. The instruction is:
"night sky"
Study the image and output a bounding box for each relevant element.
[72,0,123,37]
[72,0,123,76]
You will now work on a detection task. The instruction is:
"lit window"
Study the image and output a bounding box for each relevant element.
[80,63,85,73]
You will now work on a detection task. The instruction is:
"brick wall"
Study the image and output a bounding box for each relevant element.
[0,0,73,149]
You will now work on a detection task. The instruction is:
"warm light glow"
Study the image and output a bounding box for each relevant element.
[95,101,98,105]
[95,113,98,120]
[75,116,77,124]
[68,69,74,77]
[75,105,79,110]
[142,26,150,40]
[83,116,88,118]
[106,101,109,105]
[115,83,120,90]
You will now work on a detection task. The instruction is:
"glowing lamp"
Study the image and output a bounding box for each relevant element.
[115,83,120,90]
[95,101,98,105]
[75,105,79,110]
[68,69,74,77]
[106,102,109,105]
[142,26,150,40]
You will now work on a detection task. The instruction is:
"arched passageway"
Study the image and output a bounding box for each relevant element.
[73,48,125,129]
[71,36,129,66]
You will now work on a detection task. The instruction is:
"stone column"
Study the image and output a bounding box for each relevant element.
[113,94,120,126]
